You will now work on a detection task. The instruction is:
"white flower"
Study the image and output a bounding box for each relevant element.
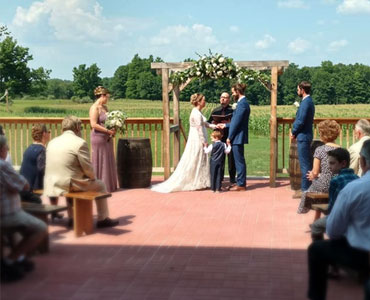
[196,71,201,76]
[217,70,223,76]
[232,103,238,110]
[293,101,300,108]
[218,57,225,63]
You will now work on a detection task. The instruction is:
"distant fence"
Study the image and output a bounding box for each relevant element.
[276,117,370,175]
[0,117,187,173]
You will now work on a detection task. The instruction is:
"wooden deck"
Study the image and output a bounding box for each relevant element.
[1,178,363,300]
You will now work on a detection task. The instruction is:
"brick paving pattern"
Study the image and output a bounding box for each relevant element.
[1,178,363,299]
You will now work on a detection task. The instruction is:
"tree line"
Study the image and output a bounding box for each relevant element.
[1,26,369,105]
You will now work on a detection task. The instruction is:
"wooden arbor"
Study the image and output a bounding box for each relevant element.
[151,60,289,187]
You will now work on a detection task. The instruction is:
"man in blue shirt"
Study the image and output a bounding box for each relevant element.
[307,140,370,300]
[310,148,358,241]
[290,81,315,194]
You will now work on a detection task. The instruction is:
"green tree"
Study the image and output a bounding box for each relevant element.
[111,65,129,98]
[47,79,73,99]
[136,71,162,100]
[30,67,51,96]
[0,34,33,96]
[72,63,102,99]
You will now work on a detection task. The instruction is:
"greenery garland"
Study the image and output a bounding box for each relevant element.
[170,50,271,88]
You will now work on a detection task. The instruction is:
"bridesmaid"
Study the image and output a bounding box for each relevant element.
[89,86,118,192]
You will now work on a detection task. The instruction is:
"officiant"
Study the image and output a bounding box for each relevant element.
[208,92,236,187]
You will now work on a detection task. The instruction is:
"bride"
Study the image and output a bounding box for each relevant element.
[151,93,216,193]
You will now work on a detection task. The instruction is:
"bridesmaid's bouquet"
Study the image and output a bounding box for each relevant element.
[105,110,127,134]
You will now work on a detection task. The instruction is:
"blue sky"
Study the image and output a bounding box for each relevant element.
[1,0,370,80]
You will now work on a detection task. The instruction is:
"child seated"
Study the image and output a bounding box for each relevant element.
[204,130,231,192]
[311,148,359,241]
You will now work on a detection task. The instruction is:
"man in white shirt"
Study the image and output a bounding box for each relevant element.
[307,139,370,300]
[0,136,47,282]
[349,119,370,176]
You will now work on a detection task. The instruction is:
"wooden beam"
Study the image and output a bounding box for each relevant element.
[269,67,278,187]
[161,68,171,179]
[151,60,289,71]
[173,85,180,168]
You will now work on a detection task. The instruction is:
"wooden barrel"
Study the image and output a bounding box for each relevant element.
[289,140,301,190]
[116,138,152,188]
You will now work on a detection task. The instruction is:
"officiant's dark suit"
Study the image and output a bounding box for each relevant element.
[208,102,236,184]
[226,84,250,190]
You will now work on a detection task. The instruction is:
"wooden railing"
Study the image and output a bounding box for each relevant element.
[276,118,370,175]
[0,117,187,173]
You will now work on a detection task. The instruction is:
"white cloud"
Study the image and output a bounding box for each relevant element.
[12,0,149,43]
[150,23,217,47]
[277,0,309,9]
[229,26,239,33]
[255,34,276,49]
[288,37,311,54]
[327,39,348,51]
[337,0,370,14]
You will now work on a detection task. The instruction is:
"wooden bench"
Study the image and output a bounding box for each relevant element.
[34,189,112,237]
[306,192,329,221]
[21,202,68,253]
[63,191,112,237]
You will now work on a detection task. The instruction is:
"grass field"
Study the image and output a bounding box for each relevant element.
[1,99,369,176]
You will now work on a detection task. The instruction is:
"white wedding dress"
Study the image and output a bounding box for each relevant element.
[151,108,216,193]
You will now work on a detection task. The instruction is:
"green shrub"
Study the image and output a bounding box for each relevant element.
[24,106,67,114]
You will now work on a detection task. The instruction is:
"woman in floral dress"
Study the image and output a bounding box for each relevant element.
[297,120,341,213]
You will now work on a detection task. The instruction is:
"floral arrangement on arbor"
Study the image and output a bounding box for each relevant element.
[105,110,127,134]
[170,50,271,88]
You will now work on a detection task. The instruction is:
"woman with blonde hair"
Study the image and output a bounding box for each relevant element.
[151,93,216,193]
[298,119,341,213]
[89,86,118,192]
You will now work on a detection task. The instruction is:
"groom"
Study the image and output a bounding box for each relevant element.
[218,83,250,191]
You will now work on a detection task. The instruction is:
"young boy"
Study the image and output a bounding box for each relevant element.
[204,130,231,192]
[310,147,359,241]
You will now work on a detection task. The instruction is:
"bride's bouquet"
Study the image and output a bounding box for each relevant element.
[105,110,127,134]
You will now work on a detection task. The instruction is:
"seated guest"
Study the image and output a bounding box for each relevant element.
[44,116,118,228]
[0,136,48,282]
[19,124,48,204]
[0,125,12,164]
[310,148,358,241]
[307,139,370,300]
[349,119,370,176]
[298,120,341,213]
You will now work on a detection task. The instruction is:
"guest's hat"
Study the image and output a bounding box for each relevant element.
[94,86,110,96]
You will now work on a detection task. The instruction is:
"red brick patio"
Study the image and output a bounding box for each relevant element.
[1,178,363,300]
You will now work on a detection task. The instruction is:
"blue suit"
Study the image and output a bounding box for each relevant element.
[292,95,315,191]
[226,97,250,187]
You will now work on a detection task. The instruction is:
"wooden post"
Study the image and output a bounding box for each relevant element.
[269,67,278,187]
[161,68,171,179]
[173,85,180,168]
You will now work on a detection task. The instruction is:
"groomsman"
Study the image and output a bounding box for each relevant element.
[219,83,250,191]
[208,92,236,186]
[290,81,315,194]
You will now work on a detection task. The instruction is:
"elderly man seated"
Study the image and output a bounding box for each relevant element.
[349,119,370,176]
[307,139,370,300]
[0,136,48,282]
[44,116,118,228]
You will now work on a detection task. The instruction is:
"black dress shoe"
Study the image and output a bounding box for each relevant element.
[51,212,64,221]
[96,218,119,228]
[67,218,74,228]
[16,258,34,272]
[1,260,25,282]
